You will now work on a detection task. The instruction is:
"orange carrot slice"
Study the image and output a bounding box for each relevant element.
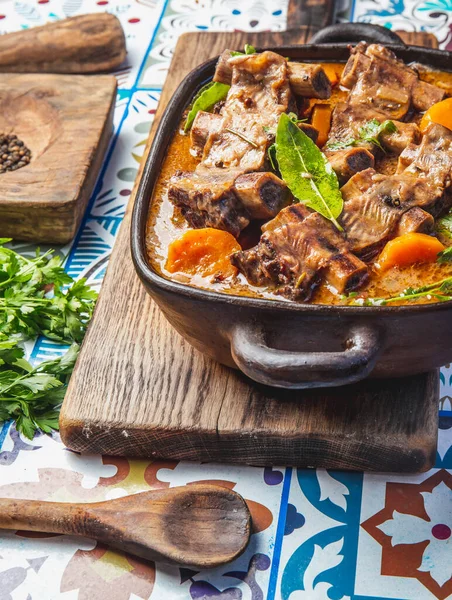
[166,228,241,278]
[311,104,332,147]
[377,232,445,272]
[420,98,452,133]
[322,64,339,86]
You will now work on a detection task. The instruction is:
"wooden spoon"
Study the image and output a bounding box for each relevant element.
[0,484,251,568]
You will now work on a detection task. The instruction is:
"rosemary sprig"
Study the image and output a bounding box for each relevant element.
[347,277,452,306]
[225,128,258,148]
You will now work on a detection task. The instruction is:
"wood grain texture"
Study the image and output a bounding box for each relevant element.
[0,485,251,568]
[60,29,439,473]
[0,14,126,74]
[287,0,336,34]
[395,30,439,48]
[0,73,116,243]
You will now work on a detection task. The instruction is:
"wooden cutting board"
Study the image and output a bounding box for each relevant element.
[0,73,116,243]
[0,14,126,243]
[60,28,440,473]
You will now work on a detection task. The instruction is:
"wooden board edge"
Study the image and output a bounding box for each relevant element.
[59,420,438,472]
[63,365,438,471]
[70,77,117,238]
[59,417,220,458]
[60,366,439,472]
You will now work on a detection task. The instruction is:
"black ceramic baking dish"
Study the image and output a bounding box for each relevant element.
[132,23,452,389]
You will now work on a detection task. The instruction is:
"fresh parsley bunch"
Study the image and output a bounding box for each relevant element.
[0,239,97,343]
[0,239,98,438]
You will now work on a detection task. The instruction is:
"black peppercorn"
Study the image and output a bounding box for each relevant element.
[0,134,31,173]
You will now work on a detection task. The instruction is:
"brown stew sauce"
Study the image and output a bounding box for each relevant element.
[146,62,452,305]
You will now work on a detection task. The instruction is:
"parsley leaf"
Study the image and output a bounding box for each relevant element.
[0,334,80,439]
[326,119,397,152]
[437,246,452,264]
[437,211,452,240]
[0,242,97,344]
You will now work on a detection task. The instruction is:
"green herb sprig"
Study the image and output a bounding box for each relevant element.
[287,112,307,124]
[0,240,97,343]
[268,143,278,172]
[0,239,97,438]
[346,277,452,306]
[275,112,344,231]
[184,44,257,132]
[230,44,256,57]
[345,249,452,306]
[437,246,452,264]
[326,119,397,152]
[0,335,79,439]
[437,211,452,241]
[264,113,305,141]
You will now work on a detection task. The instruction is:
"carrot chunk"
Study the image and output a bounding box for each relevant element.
[377,232,445,272]
[322,64,339,86]
[166,228,241,278]
[311,104,332,147]
[420,98,452,133]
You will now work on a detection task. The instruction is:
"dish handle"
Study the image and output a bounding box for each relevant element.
[230,322,381,389]
[309,23,406,45]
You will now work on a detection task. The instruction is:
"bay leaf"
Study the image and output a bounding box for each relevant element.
[184,45,254,131]
[275,112,343,230]
[184,82,230,133]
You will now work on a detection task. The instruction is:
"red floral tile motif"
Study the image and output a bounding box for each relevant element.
[144,460,178,488]
[362,470,452,599]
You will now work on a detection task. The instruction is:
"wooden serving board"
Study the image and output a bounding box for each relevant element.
[0,73,116,244]
[60,29,440,473]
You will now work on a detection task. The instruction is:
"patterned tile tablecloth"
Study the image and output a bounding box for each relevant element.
[1,1,452,599]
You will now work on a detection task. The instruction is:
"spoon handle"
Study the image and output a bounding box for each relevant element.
[0,498,84,535]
